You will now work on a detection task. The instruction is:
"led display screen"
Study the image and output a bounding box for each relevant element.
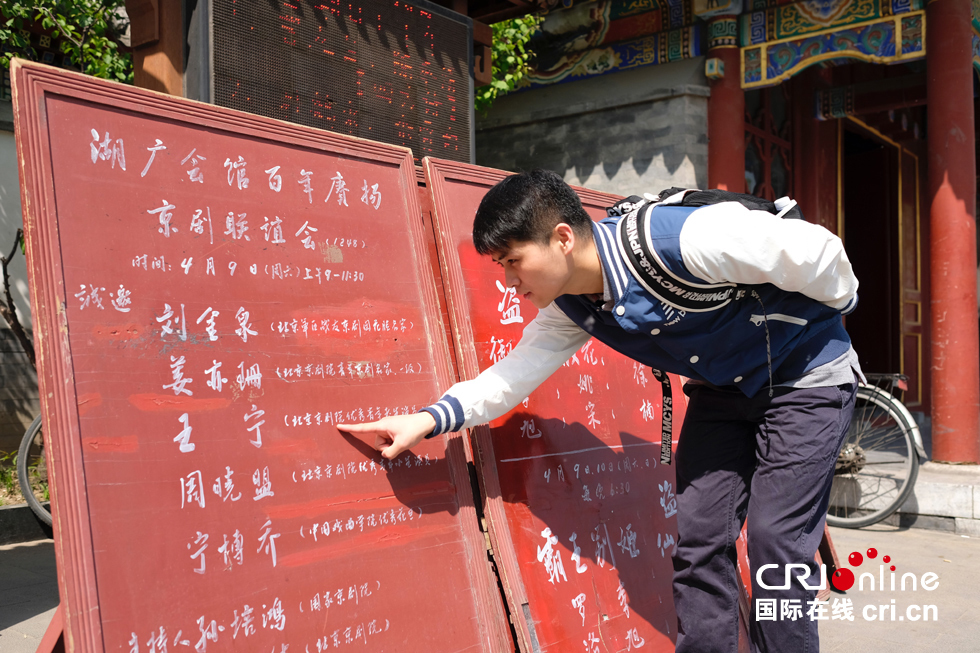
[211,0,472,164]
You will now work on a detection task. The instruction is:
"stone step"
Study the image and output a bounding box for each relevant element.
[884,462,980,535]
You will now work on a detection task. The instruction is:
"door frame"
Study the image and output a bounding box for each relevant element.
[838,115,924,406]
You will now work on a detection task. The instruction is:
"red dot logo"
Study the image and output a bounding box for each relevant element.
[883,555,891,563]
[848,551,864,566]
[890,565,896,571]
[867,548,878,559]
[831,568,855,591]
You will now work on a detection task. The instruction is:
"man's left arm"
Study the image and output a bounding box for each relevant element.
[678,201,859,313]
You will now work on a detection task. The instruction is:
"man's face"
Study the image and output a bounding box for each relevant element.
[491,234,572,309]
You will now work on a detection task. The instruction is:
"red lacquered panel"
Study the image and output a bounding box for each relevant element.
[423,157,686,653]
[12,61,509,653]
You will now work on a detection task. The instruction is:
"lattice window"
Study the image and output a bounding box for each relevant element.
[745,86,793,201]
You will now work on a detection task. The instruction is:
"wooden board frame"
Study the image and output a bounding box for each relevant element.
[424,159,538,652]
[11,59,510,653]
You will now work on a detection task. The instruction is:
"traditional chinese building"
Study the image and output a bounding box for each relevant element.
[476,0,979,464]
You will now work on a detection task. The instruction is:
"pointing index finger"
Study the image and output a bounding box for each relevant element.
[337,422,378,434]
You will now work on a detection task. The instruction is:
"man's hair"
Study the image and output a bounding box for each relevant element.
[472,169,592,255]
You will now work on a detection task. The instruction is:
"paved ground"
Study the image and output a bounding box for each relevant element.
[819,524,980,652]
[1,526,977,652]
[0,539,58,653]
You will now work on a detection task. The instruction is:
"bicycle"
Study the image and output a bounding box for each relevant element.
[18,414,51,526]
[2,228,50,525]
[827,373,927,528]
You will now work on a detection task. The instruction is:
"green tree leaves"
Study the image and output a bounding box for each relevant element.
[475,14,542,114]
[1,1,132,83]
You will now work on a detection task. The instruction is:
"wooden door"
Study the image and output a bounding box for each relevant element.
[841,118,924,407]
[899,149,925,408]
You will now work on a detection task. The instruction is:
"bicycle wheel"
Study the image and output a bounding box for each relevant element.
[827,385,919,528]
[17,414,52,526]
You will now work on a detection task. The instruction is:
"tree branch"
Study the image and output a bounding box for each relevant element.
[39,6,90,73]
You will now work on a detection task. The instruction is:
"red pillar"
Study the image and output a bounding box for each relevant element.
[927,0,980,463]
[707,17,745,193]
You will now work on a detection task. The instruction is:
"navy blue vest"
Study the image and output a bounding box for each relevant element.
[554,207,851,398]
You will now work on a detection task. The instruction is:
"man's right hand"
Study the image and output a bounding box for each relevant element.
[337,412,438,460]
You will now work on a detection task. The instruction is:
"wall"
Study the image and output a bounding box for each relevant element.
[475,57,709,195]
[0,100,39,457]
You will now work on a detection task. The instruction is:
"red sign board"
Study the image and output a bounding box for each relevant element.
[12,61,509,653]
[422,158,687,652]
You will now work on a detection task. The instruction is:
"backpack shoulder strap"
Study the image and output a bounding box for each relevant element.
[616,203,736,313]
[654,187,806,220]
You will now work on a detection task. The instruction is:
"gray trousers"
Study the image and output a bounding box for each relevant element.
[672,382,857,653]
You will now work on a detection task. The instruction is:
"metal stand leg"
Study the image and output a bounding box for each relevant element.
[37,603,65,653]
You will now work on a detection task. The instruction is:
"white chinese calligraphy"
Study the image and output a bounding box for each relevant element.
[536,527,567,585]
[181,148,205,183]
[224,156,249,189]
[90,129,126,170]
[141,139,166,177]
[495,279,523,325]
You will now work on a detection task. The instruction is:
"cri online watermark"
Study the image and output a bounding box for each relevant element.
[754,547,940,622]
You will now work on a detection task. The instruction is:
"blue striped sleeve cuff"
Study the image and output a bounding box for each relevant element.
[841,294,859,316]
[420,395,465,438]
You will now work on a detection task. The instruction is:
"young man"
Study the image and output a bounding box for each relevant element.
[340,169,860,653]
